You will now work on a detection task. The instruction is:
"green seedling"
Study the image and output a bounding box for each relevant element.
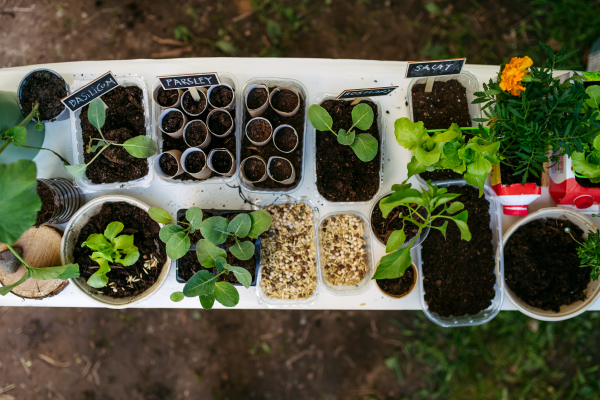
[566,227,600,281]
[570,86,600,182]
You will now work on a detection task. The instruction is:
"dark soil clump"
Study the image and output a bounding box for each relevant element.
[209,86,233,108]
[208,110,233,136]
[504,218,590,312]
[269,159,292,182]
[274,127,297,152]
[247,119,271,143]
[156,87,179,107]
[419,169,464,182]
[35,181,56,226]
[244,158,266,181]
[162,110,183,133]
[182,90,206,115]
[371,204,424,246]
[411,80,471,129]
[185,121,208,146]
[376,264,415,296]
[271,89,298,113]
[247,88,268,110]
[20,70,67,121]
[184,151,205,174]
[159,153,178,176]
[102,128,134,165]
[499,159,541,186]
[212,151,232,174]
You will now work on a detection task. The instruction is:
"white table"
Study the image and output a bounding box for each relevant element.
[0,58,594,310]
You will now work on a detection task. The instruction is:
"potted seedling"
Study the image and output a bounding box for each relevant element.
[18,69,69,122]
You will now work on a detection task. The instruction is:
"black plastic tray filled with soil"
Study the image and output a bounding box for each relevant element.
[74,202,167,298]
[80,86,150,184]
[504,218,591,312]
[421,185,496,318]
[376,264,416,297]
[241,85,305,191]
[316,99,381,202]
[20,70,67,121]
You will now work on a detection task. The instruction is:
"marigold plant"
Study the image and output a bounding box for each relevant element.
[499,56,533,96]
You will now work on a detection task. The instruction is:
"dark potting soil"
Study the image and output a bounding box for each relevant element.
[81,86,149,184]
[216,252,256,285]
[419,169,464,182]
[269,159,292,182]
[75,202,167,298]
[208,110,233,136]
[156,87,179,107]
[185,121,208,147]
[274,127,297,152]
[371,204,424,246]
[244,158,266,181]
[504,218,590,312]
[241,86,305,189]
[376,264,415,296]
[35,181,56,226]
[247,88,268,110]
[159,153,179,176]
[182,90,206,115]
[102,128,135,165]
[178,251,202,282]
[162,110,184,133]
[247,119,271,143]
[20,70,67,121]
[212,151,233,174]
[209,86,233,108]
[184,151,205,174]
[500,159,541,186]
[271,89,298,113]
[411,80,471,129]
[316,100,381,202]
[575,175,600,188]
[422,185,496,317]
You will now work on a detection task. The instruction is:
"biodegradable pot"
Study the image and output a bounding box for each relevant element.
[206,108,234,138]
[245,83,269,117]
[154,150,184,179]
[61,195,170,308]
[273,124,298,153]
[0,91,45,163]
[207,148,235,177]
[158,108,187,139]
[37,178,84,225]
[245,117,273,146]
[207,83,235,111]
[375,264,418,299]
[267,156,295,185]
[240,156,268,183]
[181,148,211,179]
[17,68,70,123]
[500,208,600,321]
[269,86,300,117]
[152,86,182,109]
[183,120,211,149]
[180,88,208,117]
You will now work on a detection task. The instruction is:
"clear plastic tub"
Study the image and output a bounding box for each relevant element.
[312,93,385,206]
[317,211,373,296]
[255,196,320,307]
[415,180,504,327]
[238,78,309,194]
[152,73,240,185]
[69,75,154,192]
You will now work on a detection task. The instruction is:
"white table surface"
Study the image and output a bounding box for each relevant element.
[0,58,596,310]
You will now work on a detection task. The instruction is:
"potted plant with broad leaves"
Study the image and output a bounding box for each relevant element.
[148,207,273,308]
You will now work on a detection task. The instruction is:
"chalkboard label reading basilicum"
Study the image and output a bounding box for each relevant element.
[61,71,119,112]
[405,58,466,78]
[158,73,221,90]
[336,86,398,100]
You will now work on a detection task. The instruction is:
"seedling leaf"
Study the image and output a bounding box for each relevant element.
[122,135,158,158]
[200,216,229,244]
[148,207,174,224]
[214,281,239,307]
[227,214,251,238]
[351,103,374,131]
[247,210,273,239]
[349,133,378,162]
[308,104,333,132]
[230,240,255,260]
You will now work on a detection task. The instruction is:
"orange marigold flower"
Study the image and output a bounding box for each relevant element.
[499,56,533,96]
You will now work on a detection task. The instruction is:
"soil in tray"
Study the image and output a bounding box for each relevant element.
[315,100,381,202]
[156,87,179,107]
[411,79,471,129]
[271,89,299,113]
[209,86,233,108]
[241,87,305,189]
[274,127,297,152]
[159,153,179,176]
[504,218,590,312]
[215,252,256,285]
[247,119,271,143]
[212,151,233,174]
[371,204,424,246]
[184,151,205,174]
[575,175,600,188]
[185,121,208,146]
[421,185,496,317]
[75,202,167,298]
[244,158,266,181]
[35,181,56,226]
[178,251,203,282]
[269,158,292,182]
[81,86,149,184]
[376,264,415,296]
[208,110,233,136]
[162,110,183,133]
[182,90,206,115]
[247,87,268,110]
[499,158,541,186]
[20,70,67,121]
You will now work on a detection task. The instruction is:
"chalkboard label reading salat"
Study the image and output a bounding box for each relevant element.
[61,71,119,112]
[405,58,466,78]
[158,73,221,90]
[336,86,398,99]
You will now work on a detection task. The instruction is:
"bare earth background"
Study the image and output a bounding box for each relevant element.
[1,1,600,399]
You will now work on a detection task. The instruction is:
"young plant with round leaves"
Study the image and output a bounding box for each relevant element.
[65,98,158,179]
[308,102,378,162]
[81,221,140,288]
[372,181,471,281]
[565,227,600,281]
[148,206,203,260]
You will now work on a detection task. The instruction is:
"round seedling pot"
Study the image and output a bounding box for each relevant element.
[273,124,298,153]
[240,155,268,183]
[207,148,235,177]
[208,83,235,110]
[36,178,84,226]
[181,88,208,117]
[183,120,211,149]
[152,86,182,109]
[267,156,295,185]
[159,108,187,138]
[245,83,269,117]
[245,117,273,146]
[17,68,69,123]
[155,150,184,179]
[206,108,234,138]
[269,86,300,117]
[60,195,171,308]
[501,208,600,321]
[375,263,418,299]
[181,148,211,179]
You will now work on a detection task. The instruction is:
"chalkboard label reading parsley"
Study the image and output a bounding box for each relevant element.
[336,86,398,100]
[405,58,466,78]
[158,73,221,90]
[61,71,119,112]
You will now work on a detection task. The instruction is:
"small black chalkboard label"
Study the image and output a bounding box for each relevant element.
[61,71,119,112]
[405,58,466,78]
[158,73,221,90]
[336,86,398,99]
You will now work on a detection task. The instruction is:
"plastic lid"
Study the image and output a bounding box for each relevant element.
[575,195,594,209]
[503,205,529,216]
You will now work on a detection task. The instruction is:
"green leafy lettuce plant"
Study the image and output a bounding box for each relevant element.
[372,181,471,280]
[570,86,600,181]
[308,103,378,162]
[66,98,158,179]
[566,227,600,281]
[81,221,140,288]
[394,118,499,196]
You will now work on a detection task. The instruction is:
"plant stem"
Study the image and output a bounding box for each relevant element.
[20,145,71,165]
[6,244,31,270]
[0,138,12,156]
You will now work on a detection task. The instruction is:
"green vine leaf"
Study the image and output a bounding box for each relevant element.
[166,231,191,260]
[184,269,217,297]
[170,291,185,302]
[199,293,215,309]
[373,247,412,280]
